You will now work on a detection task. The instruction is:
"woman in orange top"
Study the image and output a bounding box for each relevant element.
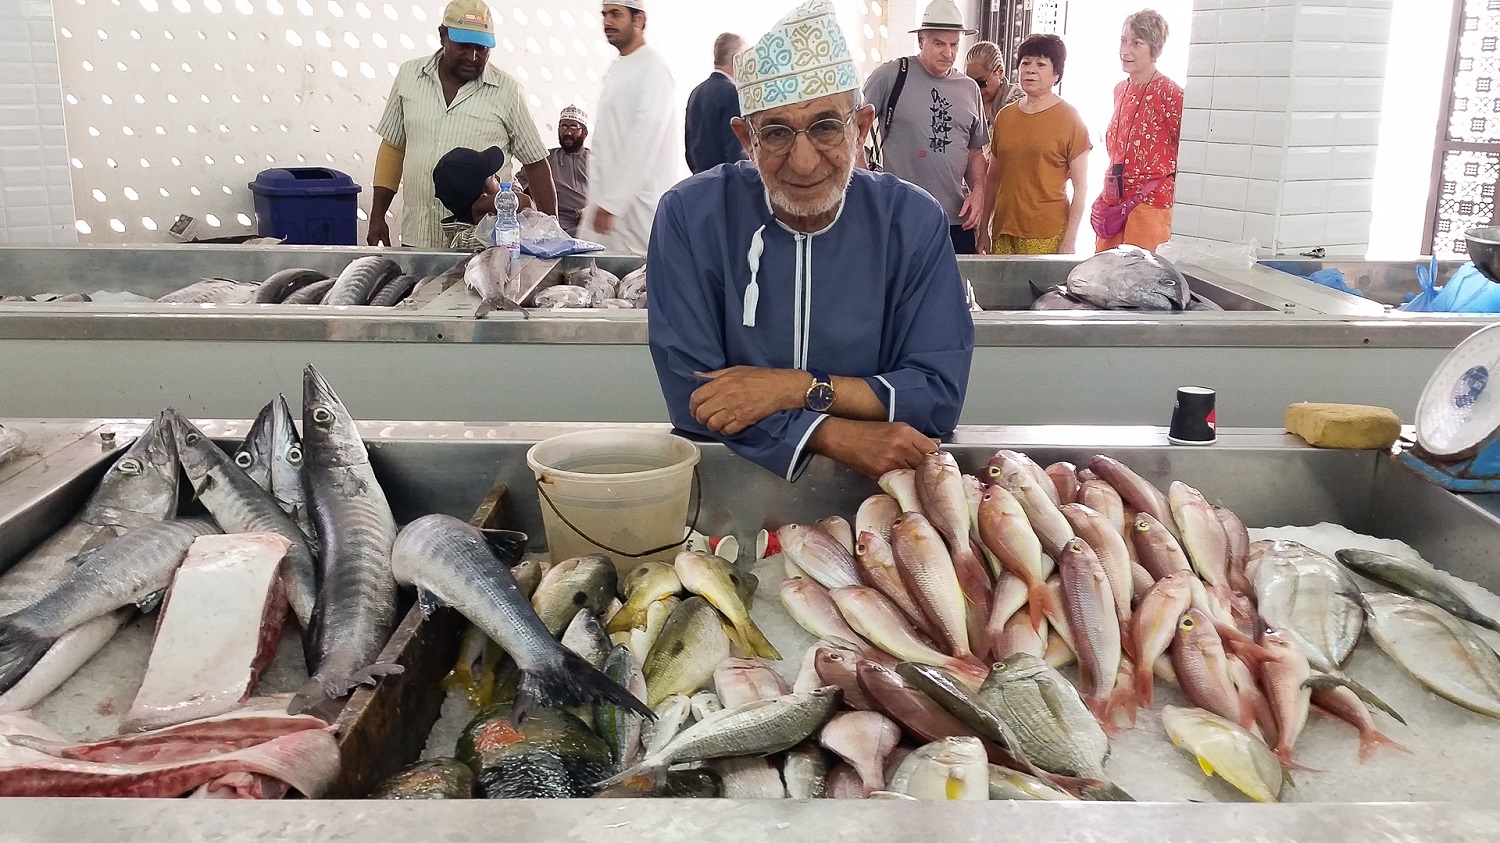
[1095,9,1183,253]
[978,34,1091,255]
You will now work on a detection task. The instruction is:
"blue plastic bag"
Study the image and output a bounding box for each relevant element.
[1262,262,1364,297]
[1400,260,1500,313]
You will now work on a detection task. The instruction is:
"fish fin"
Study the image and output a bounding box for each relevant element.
[417,589,445,620]
[1134,659,1155,709]
[479,529,530,566]
[1027,280,1046,299]
[1303,673,1405,725]
[351,661,406,686]
[1026,581,1050,634]
[1219,626,1276,663]
[1077,780,1134,802]
[514,649,654,725]
[76,526,120,556]
[594,763,667,791]
[135,588,166,614]
[1356,728,1412,764]
[285,676,346,721]
[736,617,782,661]
[1197,756,1215,777]
[0,621,56,695]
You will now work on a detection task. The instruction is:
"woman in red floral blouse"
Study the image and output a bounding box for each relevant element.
[1095,9,1182,253]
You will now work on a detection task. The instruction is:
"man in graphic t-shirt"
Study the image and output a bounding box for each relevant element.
[862,0,989,254]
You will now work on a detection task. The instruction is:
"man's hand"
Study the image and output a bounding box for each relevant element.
[690,366,809,436]
[367,217,392,247]
[593,207,616,235]
[959,193,984,231]
[809,418,938,478]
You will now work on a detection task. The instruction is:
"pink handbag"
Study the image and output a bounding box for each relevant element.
[1091,171,1171,239]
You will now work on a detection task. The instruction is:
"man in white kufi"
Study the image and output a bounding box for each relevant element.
[646,0,975,481]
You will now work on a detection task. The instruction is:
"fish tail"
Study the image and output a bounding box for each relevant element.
[1357,727,1412,764]
[736,617,782,661]
[286,675,350,722]
[515,649,654,724]
[1138,671,1159,713]
[1305,673,1406,726]
[1107,673,1139,729]
[0,621,54,696]
[1026,581,1051,634]
[593,762,666,791]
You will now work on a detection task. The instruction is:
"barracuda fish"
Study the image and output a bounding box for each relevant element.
[266,394,318,551]
[291,364,402,713]
[532,555,617,638]
[596,686,841,788]
[0,412,180,619]
[254,268,328,304]
[233,402,275,492]
[157,277,259,304]
[1064,246,1189,311]
[675,551,778,660]
[1363,592,1500,719]
[280,278,335,305]
[642,596,730,707]
[171,415,319,631]
[324,255,401,306]
[1335,548,1500,633]
[367,274,417,308]
[1161,705,1287,803]
[391,515,647,721]
[0,518,219,693]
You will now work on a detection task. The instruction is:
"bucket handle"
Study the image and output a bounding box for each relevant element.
[535,464,704,559]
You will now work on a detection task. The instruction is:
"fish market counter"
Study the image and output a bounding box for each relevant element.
[2,419,1500,841]
[0,247,1486,425]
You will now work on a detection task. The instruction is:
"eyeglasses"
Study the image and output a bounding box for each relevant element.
[750,115,854,155]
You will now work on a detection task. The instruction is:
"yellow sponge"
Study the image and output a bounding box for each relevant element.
[1285,403,1402,450]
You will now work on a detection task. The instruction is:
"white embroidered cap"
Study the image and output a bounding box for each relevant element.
[733,0,860,116]
[559,105,591,130]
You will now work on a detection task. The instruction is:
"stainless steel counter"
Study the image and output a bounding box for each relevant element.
[0,248,1480,426]
[1260,258,1458,308]
[2,419,1499,841]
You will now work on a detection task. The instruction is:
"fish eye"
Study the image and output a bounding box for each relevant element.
[1135,518,1149,530]
[987,465,1001,478]
[234,452,253,468]
[311,407,334,424]
[855,542,868,555]
[1180,616,1195,630]
[117,457,142,475]
[288,445,303,465]
[184,433,201,445]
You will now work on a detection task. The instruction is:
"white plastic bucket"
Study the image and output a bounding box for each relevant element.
[525,429,701,572]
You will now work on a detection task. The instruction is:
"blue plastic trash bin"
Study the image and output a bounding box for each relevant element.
[248,168,362,245]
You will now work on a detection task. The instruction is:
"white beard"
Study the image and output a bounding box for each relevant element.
[764,160,855,222]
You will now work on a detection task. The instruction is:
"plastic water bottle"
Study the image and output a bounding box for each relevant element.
[492,182,521,260]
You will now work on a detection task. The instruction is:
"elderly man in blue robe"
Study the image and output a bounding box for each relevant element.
[647,0,975,481]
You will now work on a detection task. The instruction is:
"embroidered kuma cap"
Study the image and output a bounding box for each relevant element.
[442,0,495,48]
[559,105,591,130]
[733,0,860,116]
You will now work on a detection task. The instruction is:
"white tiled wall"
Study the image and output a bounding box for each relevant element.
[0,0,75,244]
[1172,0,1393,257]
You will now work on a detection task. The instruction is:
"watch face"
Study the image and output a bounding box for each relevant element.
[807,383,835,413]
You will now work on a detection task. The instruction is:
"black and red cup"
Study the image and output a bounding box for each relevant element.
[1168,386,1217,445]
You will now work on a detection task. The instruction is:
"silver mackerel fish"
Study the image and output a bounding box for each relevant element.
[291,364,402,714]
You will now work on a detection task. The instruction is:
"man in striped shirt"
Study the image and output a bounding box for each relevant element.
[368,0,558,249]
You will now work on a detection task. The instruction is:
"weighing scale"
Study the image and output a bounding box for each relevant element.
[1399,229,1500,490]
